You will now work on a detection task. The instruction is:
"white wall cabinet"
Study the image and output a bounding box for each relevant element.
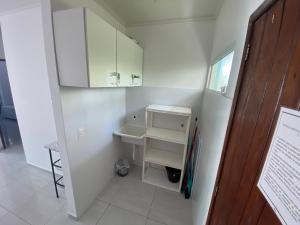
[117,31,143,87]
[53,8,143,88]
[86,9,117,87]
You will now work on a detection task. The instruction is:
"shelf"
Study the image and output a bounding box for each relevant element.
[143,167,180,192]
[143,104,191,192]
[145,127,186,144]
[146,104,191,116]
[145,148,183,169]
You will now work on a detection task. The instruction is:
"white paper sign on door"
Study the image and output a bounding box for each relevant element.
[258,107,300,225]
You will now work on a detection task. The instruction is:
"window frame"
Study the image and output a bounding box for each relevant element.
[207,48,235,96]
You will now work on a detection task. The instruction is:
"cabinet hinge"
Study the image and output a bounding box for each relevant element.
[244,44,251,62]
[214,186,219,197]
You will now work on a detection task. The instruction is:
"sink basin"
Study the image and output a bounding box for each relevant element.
[114,124,145,145]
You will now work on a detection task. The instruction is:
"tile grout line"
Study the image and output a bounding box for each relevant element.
[0,178,66,225]
[104,203,151,224]
[0,203,33,225]
[95,202,111,225]
[146,186,156,219]
[0,146,61,225]
[109,203,147,218]
[145,187,172,225]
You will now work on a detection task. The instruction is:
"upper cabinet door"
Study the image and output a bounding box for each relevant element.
[53,8,89,87]
[85,10,117,87]
[117,31,143,87]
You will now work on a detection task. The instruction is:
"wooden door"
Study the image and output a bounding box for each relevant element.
[207,0,300,224]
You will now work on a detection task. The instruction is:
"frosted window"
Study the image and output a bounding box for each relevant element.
[208,51,234,94]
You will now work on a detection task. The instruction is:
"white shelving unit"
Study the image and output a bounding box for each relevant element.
[144,148,182,169]
[146,127,186,144]
[142,104,191,192]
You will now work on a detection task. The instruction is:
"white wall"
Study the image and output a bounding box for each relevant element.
[0,6,58,171]
[192,0,265,225]
[128,21,215,90]
[0,0,42,60]
[60,88,126,216]
[0,0,40,15]
[52,0,126,33]
[125,86,203,165]
[125,21,215,166]
[52,0,127,217]
[211,0,266,99]
[192,91,231,225]
[40,0,77,216]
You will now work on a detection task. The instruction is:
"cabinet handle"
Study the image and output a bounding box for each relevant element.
[131,74,140,86]
[131,74,140,79]
[116,73,120,86]
[109,72,120,86]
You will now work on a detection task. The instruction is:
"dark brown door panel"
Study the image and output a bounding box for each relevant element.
[207,0,300,225]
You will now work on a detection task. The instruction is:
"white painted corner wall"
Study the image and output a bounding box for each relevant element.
[51,0,126,34]
[40,0,77,216]
[52,4,216,217]
[51,0,128,217]
[125,20,216,127]
[124,21,215,167]
[0,5,58,172]
[124,86,204,166]
[128,21,215,90]
[192,0,265,225]
[211,0,266,99]
[0,0,77,217]
[60,88,126,216]
[192,91,232,225]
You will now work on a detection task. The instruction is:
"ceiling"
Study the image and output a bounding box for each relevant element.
[96,0,224,26]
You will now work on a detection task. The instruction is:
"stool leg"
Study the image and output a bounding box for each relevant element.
[49,149,59,198]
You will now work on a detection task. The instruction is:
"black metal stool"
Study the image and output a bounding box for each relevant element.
[45,142,64,198]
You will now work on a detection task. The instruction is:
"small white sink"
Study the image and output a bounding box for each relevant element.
[114,124,145,145]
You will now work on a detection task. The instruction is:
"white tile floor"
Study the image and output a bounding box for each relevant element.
[0,145,192,225]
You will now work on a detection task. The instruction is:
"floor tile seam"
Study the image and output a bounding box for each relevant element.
[95,202,111,225]
[108,201,151,218]
[146,186,157,220]
[0,202,34,225]
[0,190,65,225]
[146,187,174,225]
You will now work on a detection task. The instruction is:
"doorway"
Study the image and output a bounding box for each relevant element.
[0,28,22,153]
[0,59,22,149]
[0,28,28,191]
[0,23,65,224]
[207,0,300,224]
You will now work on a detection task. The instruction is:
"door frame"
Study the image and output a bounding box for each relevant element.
[206,0,280,224]
[0,59,7,149]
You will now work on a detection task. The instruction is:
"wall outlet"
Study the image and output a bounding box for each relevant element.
[77,128,86,137]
